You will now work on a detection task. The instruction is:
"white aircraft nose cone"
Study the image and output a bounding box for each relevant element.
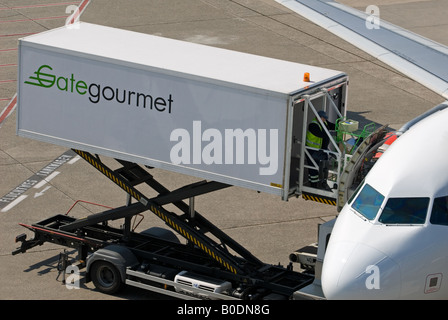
[322,241,401,299]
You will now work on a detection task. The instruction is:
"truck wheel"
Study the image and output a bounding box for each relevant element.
[90,261,124,294]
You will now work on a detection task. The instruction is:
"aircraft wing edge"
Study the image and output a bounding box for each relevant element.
[275,0,448,100]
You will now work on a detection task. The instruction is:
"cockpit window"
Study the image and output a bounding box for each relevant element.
[430,196,448,226]
[379,197,429,224]
[351,184,385,220]
[348,180,364,205]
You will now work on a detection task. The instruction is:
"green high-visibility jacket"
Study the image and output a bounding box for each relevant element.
[306,118,323,149]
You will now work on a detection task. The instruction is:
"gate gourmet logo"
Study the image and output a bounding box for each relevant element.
[25,65,278,176]
[24,64,174,113]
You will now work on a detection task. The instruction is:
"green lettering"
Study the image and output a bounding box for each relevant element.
[70,74,75,92]
[57,76,68,91]
[24,65,55,88]
[24,65,174,115]
[76,81,87,95]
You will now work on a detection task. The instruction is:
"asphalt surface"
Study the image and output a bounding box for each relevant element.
[0,0,446,301]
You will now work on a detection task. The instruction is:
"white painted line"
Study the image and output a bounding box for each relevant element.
[34,186,51,198]
[68,155,80,164]
[33,171,60,189]
[1,195,28,213]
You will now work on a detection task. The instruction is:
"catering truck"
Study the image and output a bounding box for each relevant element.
[13,23,387,299]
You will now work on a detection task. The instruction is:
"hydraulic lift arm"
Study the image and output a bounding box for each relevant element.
[71,149,265,275]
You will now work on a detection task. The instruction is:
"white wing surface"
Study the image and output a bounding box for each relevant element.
[276,0,448,100]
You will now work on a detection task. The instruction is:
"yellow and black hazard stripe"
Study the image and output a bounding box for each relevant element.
[150,205,238,274]
[72,149,240,274]
[150,206,240,274]
[73,149,143,202]
[302,192,337,206]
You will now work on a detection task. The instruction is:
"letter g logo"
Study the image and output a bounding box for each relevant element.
[24,65,56,88]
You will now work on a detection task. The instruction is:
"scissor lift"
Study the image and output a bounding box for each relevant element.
[13,149,313,300]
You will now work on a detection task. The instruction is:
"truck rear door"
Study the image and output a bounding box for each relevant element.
[286,79,347,205]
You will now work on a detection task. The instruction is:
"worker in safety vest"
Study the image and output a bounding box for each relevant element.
[305,110,334,188]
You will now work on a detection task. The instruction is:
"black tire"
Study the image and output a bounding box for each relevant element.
[90,261,124,294]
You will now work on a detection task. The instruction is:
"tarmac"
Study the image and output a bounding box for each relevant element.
[0,0,446,300]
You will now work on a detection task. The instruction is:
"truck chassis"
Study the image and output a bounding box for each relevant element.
[13,149,314,300]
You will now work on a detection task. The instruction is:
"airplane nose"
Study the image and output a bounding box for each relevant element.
[322,241,401,299]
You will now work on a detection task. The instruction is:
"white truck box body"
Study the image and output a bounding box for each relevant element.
[17,22,346,198]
